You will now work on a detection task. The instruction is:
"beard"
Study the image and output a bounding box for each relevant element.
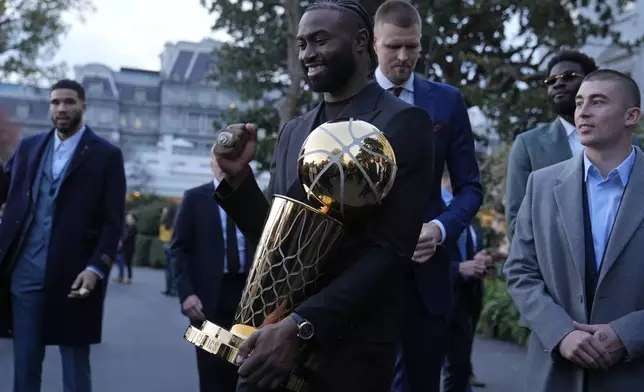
[52,113,82,135]
[548,96,576,118]
[302,46,357,93]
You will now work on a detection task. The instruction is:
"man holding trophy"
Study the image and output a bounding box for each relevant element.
[186,0,436,391]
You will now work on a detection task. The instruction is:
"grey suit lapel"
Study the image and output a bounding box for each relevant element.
[553,153,586,284]
[598,148,644,286]
[539,119,573,163]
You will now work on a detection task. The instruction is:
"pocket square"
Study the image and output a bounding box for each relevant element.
[433,122,448,132]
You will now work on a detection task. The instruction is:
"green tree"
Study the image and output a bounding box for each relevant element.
[0,107,22,162]
[202,0,642,169]
[412,0,643,141]
[0,0,94,82]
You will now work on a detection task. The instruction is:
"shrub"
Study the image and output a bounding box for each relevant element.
[477,277,530,346]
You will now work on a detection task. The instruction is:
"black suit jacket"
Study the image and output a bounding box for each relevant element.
[215,83,434,391]
[171,182,252,321]
[449,224,485,314]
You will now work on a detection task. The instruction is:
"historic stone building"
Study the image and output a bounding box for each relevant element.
[0,39,269,196]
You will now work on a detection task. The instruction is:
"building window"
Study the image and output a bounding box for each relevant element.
[198,91,210,106]
[99,110,113,125]
[134,118,142,129]
[88,82,104,96]
[187,113,201,132]
[134,89,147,102]
[120,116,127,127]
[16,103,30,119]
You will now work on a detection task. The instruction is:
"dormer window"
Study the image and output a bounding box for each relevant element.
[134,89,147,102]
[88,82,104,96]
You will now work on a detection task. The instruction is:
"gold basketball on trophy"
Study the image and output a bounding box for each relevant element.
[298,118,397,218]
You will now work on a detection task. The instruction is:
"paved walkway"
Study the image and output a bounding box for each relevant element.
[0,268,526,391]
[470,337,526,391]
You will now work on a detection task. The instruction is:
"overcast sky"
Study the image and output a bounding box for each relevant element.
[53,0,229,74]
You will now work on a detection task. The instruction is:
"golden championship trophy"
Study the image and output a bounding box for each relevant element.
[184,118,397,391]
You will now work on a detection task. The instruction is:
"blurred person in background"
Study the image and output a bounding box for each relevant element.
[113,212,138,284]
[439,166,492,392]
[160,205,177,296]
[172,155,252,392]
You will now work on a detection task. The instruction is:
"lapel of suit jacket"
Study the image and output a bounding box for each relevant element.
[26,130,54,188]
[597,147,644,287]
[285,83,385,196]
[553,153,586,285]
[539,119,573,163]
[61,127,96,187]
[413,76,434,117]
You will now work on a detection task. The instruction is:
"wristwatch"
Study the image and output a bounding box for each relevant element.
[290,312,315,341]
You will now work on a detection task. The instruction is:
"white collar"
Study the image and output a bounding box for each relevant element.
[558,117,577,138]
[375,67,415,93]
[54,125,86,150]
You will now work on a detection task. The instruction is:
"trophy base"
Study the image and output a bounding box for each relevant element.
[184,321,252,364]
[184,321,310,392]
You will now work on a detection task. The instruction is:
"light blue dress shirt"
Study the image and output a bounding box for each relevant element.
[52,125,85,180]
[53,126,104,279]
[584,148,636,269]
[441,188,477,262]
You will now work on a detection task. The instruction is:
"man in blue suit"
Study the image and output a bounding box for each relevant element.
[440,168,491,392]
[373,1,483,391]
[0,79,126,392]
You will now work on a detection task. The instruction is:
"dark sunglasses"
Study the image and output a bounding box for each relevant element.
[544,71,584,86]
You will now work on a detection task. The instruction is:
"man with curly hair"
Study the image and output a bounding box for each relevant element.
[505,50,640,241]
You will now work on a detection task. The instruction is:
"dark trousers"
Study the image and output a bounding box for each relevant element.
[163,244,175,294]
[12,290,92,392]
[392,280,448,392]
[443,281,483,392]
[197,274,246,392]
[115,252,133,280]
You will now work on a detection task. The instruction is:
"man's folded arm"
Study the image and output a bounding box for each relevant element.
[295,107,435,345]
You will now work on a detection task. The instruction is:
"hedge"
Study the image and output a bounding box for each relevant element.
[477,277,530,346]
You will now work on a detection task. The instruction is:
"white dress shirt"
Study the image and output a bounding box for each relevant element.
[374,67,415,105]
[558,117,584,156]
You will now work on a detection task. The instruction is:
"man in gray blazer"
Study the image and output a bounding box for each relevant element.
[503,70,644,392]
[505,50,642,241]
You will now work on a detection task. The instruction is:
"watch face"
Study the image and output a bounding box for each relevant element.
[298,321,315,340]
